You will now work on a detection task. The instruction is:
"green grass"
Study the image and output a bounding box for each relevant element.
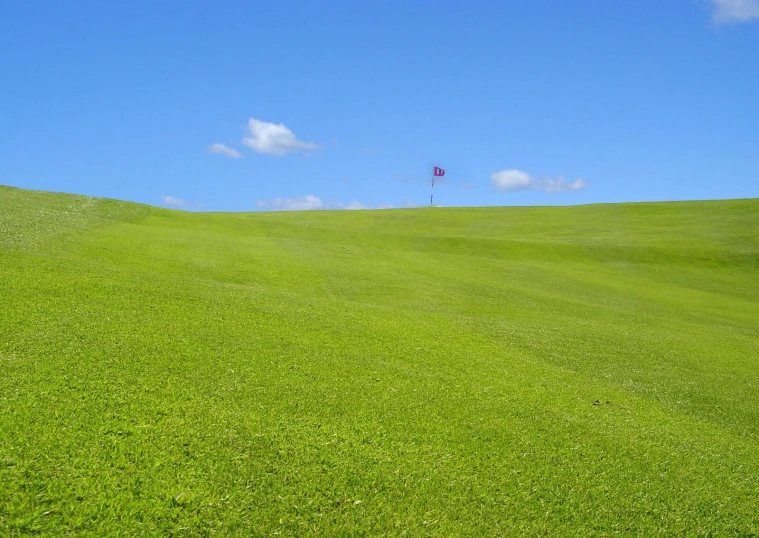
[1,184,759,536]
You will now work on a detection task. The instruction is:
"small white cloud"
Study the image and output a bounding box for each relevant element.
[711,0,759,23]
[490,170,533,191]
[490,169,587,193]
[162,195,186,206]
[268,195,324,211]
[341,200,367,210]
[161,195,204,208]
[541,176,588,193]
[404,200,418,208]
[242,118,321,156]
[254,194,327,211]
[254,196,391,211]
[208,143,243,159]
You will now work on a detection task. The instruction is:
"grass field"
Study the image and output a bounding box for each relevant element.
[1,184,758,536]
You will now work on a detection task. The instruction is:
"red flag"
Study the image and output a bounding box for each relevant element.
[433,167,445,177]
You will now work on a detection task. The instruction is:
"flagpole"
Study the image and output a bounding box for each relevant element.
[431,166,444,206]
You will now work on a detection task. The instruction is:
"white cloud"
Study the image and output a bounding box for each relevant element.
[491,170,533,191]
[341,200,367,210]
[254,196,393,211]
[242,118,321,156]
[162,195,186,206]
[161,195,204,208]
[268,195,324,211]
[711,0,759,23]
[208,143,243,159]
[490,169,588,193]
[541,176,588,193]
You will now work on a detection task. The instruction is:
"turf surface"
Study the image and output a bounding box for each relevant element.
[1,184,758,536]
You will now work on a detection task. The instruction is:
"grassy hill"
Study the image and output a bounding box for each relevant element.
[1,184,758,536]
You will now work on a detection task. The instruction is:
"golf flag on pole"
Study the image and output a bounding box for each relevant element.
[431,166,445,205]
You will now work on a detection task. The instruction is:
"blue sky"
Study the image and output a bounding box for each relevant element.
[1,1,757,211]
